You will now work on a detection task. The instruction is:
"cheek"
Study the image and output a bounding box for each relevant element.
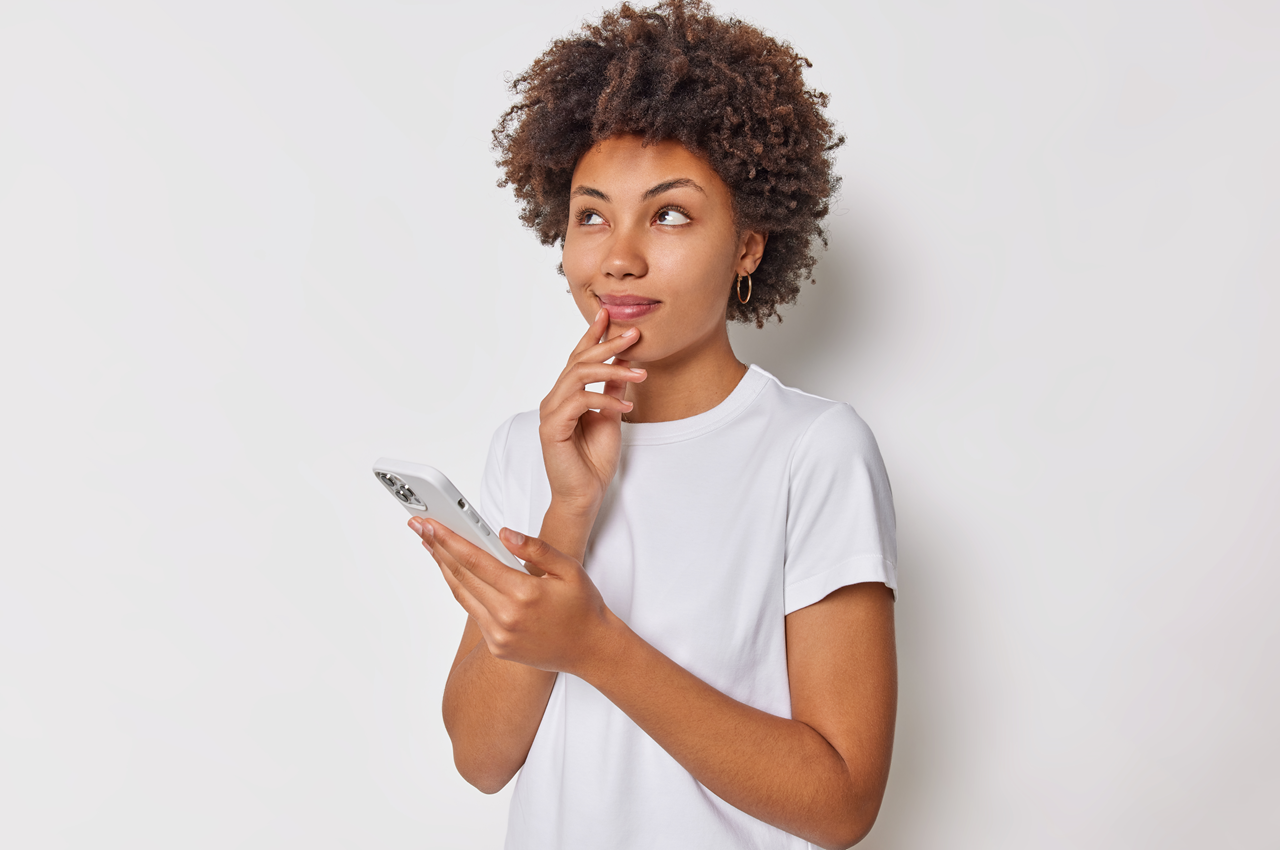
[561,233,601,281]
[660,251,733,315]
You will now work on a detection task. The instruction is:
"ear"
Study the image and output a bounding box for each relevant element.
[736,229,768,274]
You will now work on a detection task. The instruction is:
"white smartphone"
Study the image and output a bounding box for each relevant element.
[372,458,526,573]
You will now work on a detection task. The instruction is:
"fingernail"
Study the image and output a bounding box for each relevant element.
[623,400,634,409]
[630,368,646,374]
[596,308,606,322]
[408,517,422,532]
[421,522,434,539]
[505,528,526,546]
[622,327,637,338]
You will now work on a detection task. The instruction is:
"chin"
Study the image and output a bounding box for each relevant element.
[628,342,688,367]
[618,341,653,364]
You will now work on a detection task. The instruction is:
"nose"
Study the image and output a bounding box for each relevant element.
[601,224,648,280]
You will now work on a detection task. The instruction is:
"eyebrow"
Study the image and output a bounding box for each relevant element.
[570,185,610,202]
[642,178,705,200]
[569,178,706,203]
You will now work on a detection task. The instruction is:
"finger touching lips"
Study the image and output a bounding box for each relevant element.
[602,302,660,321]
[598,293,660,322]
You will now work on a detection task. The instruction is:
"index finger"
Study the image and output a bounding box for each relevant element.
[568,307,611,360]
[425,519,530,596]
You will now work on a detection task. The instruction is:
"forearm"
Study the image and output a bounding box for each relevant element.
[583,617,882,850]
[439,502,598,792]
[442,628,556,793]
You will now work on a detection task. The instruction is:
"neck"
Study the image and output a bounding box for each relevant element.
[622,324,747,423]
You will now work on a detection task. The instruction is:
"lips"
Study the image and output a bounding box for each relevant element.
[598,293,661,322]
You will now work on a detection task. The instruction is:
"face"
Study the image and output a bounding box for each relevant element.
[563,135,764,365]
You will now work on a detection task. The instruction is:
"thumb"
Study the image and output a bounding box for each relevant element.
[500,528,576,577]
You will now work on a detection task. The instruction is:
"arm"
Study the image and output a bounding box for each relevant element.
[435,502,599,793]
[589,581,896,849]
[433,309,645,792]
[422,524,897,849]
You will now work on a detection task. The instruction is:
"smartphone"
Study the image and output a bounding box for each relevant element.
[372,458,526,573]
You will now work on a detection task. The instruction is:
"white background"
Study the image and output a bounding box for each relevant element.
[2,1,1277,847]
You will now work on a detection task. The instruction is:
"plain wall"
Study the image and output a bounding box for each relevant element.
[2,1,1277,847]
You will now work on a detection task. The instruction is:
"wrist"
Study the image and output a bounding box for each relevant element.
[547,496,601,522]
[539,499,600,563]
[575,608,637,685]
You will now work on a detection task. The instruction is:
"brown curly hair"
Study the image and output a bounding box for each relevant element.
[493,0,843,326]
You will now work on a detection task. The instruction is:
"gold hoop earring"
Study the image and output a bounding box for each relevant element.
[736,272,752,305]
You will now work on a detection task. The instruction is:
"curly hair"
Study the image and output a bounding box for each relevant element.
[493,0,843,326]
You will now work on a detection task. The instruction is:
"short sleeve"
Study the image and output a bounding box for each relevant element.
[478,414,518,533]
[784,404,897,614]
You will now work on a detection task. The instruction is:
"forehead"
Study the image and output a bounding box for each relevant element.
[571,135,729,200]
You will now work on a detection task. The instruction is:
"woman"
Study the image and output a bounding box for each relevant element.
[408,2,898,847]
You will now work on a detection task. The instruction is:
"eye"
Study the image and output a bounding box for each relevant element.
[576,209,605,226]
[654,207,691,226]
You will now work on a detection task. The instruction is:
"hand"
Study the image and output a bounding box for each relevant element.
[538,308,646,515]
[410,516,621,678]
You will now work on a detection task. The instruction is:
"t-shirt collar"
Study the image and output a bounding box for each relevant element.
[620,364,770,446]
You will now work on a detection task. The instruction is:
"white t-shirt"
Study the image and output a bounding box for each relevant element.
[478,365,897,850]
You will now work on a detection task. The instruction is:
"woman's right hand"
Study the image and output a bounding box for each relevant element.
[538,308,646,519]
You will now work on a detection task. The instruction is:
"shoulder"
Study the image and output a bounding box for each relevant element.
[795,403,882,468]
[479,410,546,522]
[749,367,883,466]
[487,409,541,458]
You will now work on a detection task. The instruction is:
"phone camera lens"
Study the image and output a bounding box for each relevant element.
[396,487,412,503]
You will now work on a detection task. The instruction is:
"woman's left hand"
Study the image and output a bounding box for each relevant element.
[410,516,620,677]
